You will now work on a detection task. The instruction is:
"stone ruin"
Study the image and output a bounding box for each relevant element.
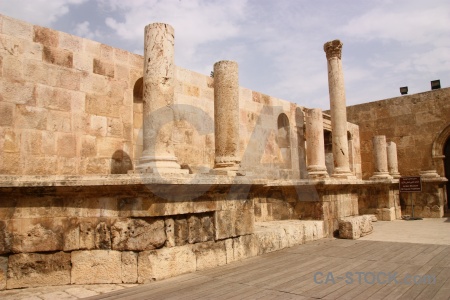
[0,15,447,289]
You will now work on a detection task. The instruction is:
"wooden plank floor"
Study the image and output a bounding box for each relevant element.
[87,239,450,300]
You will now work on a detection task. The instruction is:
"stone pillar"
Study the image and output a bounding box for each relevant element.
[370,135,392,180]
[306,108,328,179]
[324,40,354,179]
[211,60,241,175]
[136,23,187,174]
[386,141,401,178]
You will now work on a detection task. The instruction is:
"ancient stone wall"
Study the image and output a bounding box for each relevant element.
[0,14,362,179]
[346,88,450,179]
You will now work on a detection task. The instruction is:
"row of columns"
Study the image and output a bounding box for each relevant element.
[370,136,401,179]
[136,23,241,174]
[135,23,398,180]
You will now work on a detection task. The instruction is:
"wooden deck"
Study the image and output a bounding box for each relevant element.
[87,238,450,299]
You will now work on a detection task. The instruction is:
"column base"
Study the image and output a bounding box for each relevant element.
[369,172,393,180]
[209,167,246,176]
[419,170,440,178]
[307,165,329,179]
[134,155,189,174]
[332,167,356,179]
[389,172,401,179]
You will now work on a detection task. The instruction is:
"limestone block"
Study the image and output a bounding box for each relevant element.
[193,241,227,271]
[0,256,7,290]
[111,218,166,251]
[282,221,305,247]
[79,221,96,250]
[63,219,80,251]
[57,133,77,157]
[174,217,189,246]
[214,210,235,240]
[232,235,258,261]
[15,105,47,129]
[7,252,71,289]
[303,221,325,242]
[121,251,138,283]
[0,221,11,255]
[381,207,396,221]
[43,46,73,68]
[2,15,33,40]
[93,58,114,78]
[235,209,255,236]
[253,227,283,255]
[11,220,63,253]
[34,25,59,47]
[138,245,196,282]
[339,215,373,240]
[165,218,175,247]
[2,55,23,81]
[95,222,111,249]
[71,250,122,284]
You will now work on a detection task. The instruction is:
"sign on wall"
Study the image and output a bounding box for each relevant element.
[399,176,422,192]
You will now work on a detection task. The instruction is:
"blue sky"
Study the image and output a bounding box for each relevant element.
[1,0,449,109]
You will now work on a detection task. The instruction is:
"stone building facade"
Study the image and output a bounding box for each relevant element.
[347,88,450,216]
[0,13,446,290]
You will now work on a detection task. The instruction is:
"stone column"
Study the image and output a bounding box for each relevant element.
[324,40,354,179]
[306,108,328,179]
[370,135,392,180]
[386,141,401,178]
[136,23,187,174]
[211,60,241,175]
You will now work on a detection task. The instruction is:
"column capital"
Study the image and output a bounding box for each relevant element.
[324,39,343,60]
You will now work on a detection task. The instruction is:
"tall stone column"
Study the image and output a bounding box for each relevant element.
[211,60,241,175]
[136,23,187,174]
[386,141,401,178]
[306,108,328,179]
[324,40,354,179]
[370,135,392,180]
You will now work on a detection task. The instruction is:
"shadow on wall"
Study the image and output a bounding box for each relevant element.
[110,150,133,174]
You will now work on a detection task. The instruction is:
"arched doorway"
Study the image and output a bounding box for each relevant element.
[445,138,450,209]
[277,113,291,168]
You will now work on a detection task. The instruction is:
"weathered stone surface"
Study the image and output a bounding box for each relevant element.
[188,214,214,244]
[0,256,7,290]
[71,250,121,284]
[215,209,254,240]
[193,241,226,271]
[121,251,138,283]
[174,217,189,246]
[303,220,325,242]
[381,207,396,221]
[79,221,96,250]
[339,215,373,239]
[164,218,175,247]
[95,222,111,249]
[138,244,196,282]
[7,252,71,289]
[11,220,63,253]
[0,221,11,255]
[111,218,165,251]
[232,235,258,262]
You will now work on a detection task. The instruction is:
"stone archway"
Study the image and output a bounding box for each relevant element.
[277,113,291,168]
[432,123,450,177]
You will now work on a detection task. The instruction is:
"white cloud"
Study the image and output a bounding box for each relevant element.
[0,0,87,26]
[101,0,248,66]
[74,21,97,40]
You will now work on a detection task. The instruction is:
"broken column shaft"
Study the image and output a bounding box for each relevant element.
[306,108,329,179]
[137,23,187,173]
[212,60,240,174]
[324,39,354,179]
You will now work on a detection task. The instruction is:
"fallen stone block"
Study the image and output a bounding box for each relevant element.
[339,215,373,239]
[7,252,71,289]
[71,250,122,284]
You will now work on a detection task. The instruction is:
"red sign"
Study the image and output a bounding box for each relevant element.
[399,176,422,192]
